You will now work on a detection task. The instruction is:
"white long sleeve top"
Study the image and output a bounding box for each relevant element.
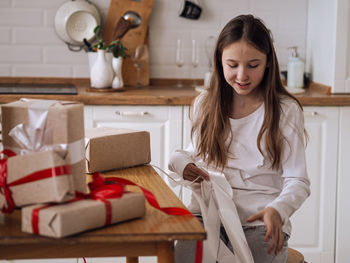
[168,92,311,235]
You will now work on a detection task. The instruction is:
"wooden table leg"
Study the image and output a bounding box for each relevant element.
[126,257,138,263]
[157,241,174,263]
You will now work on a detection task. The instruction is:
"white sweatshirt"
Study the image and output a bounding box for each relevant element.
[168,92,311,235]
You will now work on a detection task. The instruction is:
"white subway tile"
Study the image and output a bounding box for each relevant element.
[13,64,72,77]
[0,0,10,8]
[93,0,110,9]
[0,46,41,62]
[0,27,11,43]
[44,9,57,27]
[278,11,308,31]
[150,47,178,66]
[149,29,191,48]
[44,47,88,64]
[250,0,283,12]
[190,65,207,79]
[0,64,11,76]
[0,9,42,26]
[273,31,306,50]
[14,0,66,8]
[13,28,61,44]
[73,64,90,78]
[150,64,191,78]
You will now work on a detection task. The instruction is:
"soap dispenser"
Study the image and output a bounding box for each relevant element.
[287,46,304,89]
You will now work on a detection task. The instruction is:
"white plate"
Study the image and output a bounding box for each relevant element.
[55,0,101,46]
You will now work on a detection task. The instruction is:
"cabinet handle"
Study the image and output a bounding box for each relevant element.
[304,111,319,117]
[115,111,149,116]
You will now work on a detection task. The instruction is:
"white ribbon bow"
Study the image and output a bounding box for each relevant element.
[8,99,67,157]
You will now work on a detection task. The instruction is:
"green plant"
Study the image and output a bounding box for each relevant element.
[92,25,127,59]
[109,40,127,59]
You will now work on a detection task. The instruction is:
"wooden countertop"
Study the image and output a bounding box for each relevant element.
[1,77,350,106]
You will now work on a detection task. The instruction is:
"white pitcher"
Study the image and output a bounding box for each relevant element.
[90,49,114,89]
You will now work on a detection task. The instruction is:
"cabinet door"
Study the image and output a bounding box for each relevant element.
[87,105,183,171]
[84,106,182,263]
[336,107,350,263]
[288,107,339,263]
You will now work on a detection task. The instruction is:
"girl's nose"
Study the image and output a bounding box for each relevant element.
[237,67,248,81]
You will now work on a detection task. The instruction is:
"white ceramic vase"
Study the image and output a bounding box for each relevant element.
[112,56,124,89]
[90,49,114,89]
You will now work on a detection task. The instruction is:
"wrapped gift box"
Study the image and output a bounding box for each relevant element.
[85,127,151,173]
[1,150,75,209]
[22,192,146,238]
[1,99,87,193]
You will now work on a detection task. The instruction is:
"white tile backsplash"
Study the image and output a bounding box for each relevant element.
[0,9,42,26]
[0,64,11,76]
[0,46,41,63]
[0,0,308,79]
[13,28,60,44]
[0,27,11,43]
[13,64,72,77]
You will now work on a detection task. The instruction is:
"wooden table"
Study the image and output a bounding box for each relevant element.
[0,165,206,263]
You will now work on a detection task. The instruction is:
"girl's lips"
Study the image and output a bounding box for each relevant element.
[236,82,250,89]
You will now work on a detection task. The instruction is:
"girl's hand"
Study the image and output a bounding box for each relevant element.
[183,163,210,182]
[246,207,284,255]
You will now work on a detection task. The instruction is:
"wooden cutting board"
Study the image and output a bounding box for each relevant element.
[103,0,154,86]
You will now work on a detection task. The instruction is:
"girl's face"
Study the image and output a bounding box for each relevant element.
[222,40,267,99]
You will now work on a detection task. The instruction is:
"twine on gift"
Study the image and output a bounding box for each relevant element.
[0,150,71,214]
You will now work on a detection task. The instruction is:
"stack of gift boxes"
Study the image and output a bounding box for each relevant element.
[0,99,151,238]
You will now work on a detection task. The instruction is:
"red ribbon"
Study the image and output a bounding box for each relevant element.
[89,172,193,216]
[31,172,202,262]
[31,176,125,234]
[0,150,71,214]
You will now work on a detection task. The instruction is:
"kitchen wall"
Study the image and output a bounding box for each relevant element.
[0,0,308,80]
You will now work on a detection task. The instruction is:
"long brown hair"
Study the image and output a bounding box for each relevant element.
[191,14,303,170]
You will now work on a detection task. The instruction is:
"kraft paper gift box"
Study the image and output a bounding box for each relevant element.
[85,127,151,173]
[0,150,75,211]
[22,192,146,238]
[1,99,87,193]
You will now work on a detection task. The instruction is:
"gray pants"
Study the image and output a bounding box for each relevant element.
[175,217,289,263]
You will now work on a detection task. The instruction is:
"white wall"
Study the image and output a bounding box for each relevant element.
[305,0,337,88]
[0,0,308,80]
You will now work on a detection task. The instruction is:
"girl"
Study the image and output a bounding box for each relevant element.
[169,14,310,263]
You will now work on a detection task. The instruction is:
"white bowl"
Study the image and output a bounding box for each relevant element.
[55,0,101,45]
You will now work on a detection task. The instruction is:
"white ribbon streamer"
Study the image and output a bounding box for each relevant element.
[151,164,254,263]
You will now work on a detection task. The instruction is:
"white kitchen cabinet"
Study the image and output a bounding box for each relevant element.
[84,105,183,171]
[84,105,185,263]
[289,107,339,263]
[336,107,350,263]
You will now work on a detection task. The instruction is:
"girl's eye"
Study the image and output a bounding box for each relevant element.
[248,64,259,68]
[228,64,238,68]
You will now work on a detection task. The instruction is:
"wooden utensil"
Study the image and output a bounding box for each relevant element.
[103,0,154,86]
[113,11,141,40]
